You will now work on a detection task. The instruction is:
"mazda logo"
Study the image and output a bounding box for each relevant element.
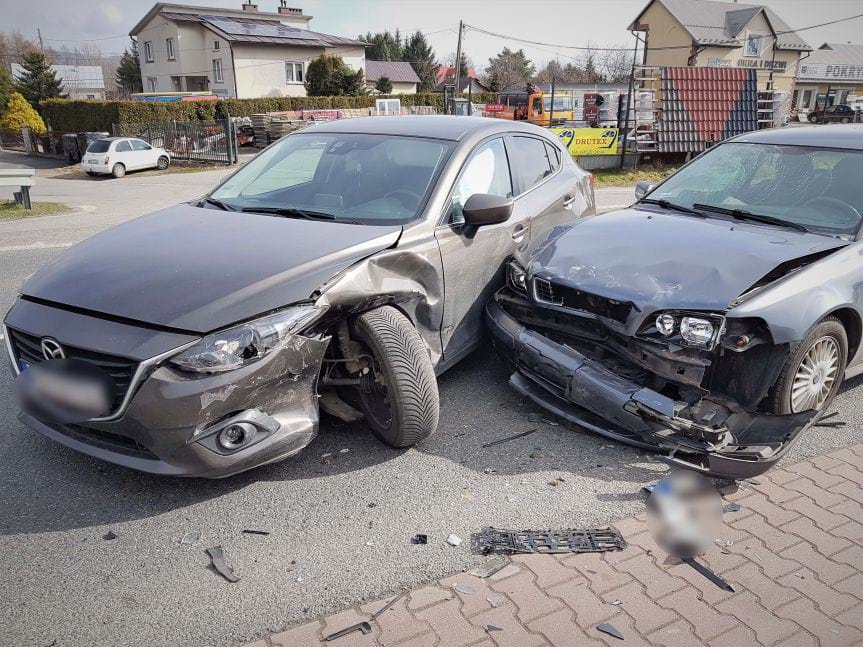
[40,338,65,360]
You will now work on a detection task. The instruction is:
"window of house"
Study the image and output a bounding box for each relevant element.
[802,89,813,108]
[213,40,220,50]
[147,77,157,92]
[166,38,175,60]
[511,136,554,193]
[448,138,512,224]
[744,33,762,57]
[144,41,154,62]
[212,59,223,83]
[286,61,304,84]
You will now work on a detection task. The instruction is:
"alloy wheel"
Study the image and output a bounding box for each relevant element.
[790,336,840,412]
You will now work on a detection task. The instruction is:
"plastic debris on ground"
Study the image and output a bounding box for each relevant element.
[469,558,510,578]
[447,534,463,547]
[472,527,626,555]
[453,583,476,595]
[102,531,117,540]
[411,534,428,545]
[486,593,508,608]
[180,531,201,546]
[485,625,503,633]
[722,503,741,513]
[597,622,624,640]
[242,529,270,535]
[206,545,240,583]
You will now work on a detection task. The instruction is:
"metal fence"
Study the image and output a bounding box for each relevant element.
[112,119,238,164]
[0,128,38,152]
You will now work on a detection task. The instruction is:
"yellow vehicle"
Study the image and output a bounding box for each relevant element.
[487,86,575,127]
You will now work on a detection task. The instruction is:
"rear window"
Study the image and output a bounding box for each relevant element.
[87,140,111,153]
[511,136,554,193]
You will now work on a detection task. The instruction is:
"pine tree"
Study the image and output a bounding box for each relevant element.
[115,42,142,96]
[359,30,403,61]
[0,91,47,133]
[403,31,437,92]
[375,76,393,94]
[14,52,64,108]
[0,65,13,118]
[305,55,367,96]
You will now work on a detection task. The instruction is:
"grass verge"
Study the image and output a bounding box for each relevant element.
[0,201,70,221]
[592,165,680,188]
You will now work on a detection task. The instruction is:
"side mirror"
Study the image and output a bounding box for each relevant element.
[635,180,654,200]
[462,193,513,226]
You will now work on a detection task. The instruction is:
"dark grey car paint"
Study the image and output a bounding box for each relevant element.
[4,116,593,477]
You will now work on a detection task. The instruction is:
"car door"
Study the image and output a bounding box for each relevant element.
[112,139,133,168]
[508,134,590,248]
[434,136,529,364]
[130,139,157,169]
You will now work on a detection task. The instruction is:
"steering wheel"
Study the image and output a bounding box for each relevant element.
[384,189,422,209]
[802,196,862,225]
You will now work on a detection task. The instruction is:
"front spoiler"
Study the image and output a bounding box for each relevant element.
[486,292,815,480]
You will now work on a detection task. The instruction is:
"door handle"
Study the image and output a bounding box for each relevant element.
[562,194,575,208]
[511,224,527,241]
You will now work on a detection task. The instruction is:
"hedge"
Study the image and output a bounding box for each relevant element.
[40,92,500,132]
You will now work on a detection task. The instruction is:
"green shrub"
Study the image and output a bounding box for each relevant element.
[0,92,47,133]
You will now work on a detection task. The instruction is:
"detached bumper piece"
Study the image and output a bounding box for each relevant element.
[486,292,816,480]
[473,526,626,555]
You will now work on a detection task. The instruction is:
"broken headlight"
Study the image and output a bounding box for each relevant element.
[641,312,725,349]
[508,261,528,294]
[680,317,715,347]
[170,306,324,374]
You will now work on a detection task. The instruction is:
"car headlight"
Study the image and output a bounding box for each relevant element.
[680,316,715,347]
[508,261,528,294]
[170,306,323,373]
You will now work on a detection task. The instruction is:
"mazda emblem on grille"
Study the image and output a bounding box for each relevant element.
[40,338,65,360]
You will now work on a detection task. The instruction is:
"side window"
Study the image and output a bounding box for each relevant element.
[131,140,152,151]
[545,141,561,172]
[115,140,132,152]
[448,138,512,224]
[511,136,553,193]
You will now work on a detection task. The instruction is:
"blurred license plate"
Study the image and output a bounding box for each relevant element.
[18,360,112,421]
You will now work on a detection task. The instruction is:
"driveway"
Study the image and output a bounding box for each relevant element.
[1,153,861,647]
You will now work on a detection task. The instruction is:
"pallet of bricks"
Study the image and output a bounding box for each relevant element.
[655,67,758,154]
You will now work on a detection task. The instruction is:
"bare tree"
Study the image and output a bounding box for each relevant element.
[597,46,633,83]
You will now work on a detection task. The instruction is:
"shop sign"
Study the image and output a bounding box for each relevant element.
[551,127,620,156]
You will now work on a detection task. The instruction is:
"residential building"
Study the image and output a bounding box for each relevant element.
[434,66,489,93]
[364,61,419,94]
[795,43,863,110]
[129,1,366,99]
[628,0,810,92]
[11,63,106,100]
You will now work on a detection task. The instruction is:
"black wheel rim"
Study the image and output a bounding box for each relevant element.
[359,360,393,432]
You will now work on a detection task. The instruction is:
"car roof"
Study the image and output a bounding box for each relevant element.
[729,125,863,150]
[301,115,553,142]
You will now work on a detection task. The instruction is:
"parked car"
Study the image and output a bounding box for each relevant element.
[81,137,171,178]
[4,116,593,477]
[808,104,860,124]
[487,125,863,479]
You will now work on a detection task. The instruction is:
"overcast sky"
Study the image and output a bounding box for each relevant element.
[4,0,863,69]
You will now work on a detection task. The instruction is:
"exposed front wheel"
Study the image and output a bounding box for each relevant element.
[766,318,847,414]
[111,163,126,178]
[352,306,439,447]
[157,156,169,170]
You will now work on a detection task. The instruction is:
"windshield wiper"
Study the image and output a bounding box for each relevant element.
[240,207,336,220]
[693,203,809,233]
[200,197,236,211]
[638,198,706,217]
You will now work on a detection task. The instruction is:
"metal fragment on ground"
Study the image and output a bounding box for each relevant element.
[323,621,372,642]
[206,546,240,583]
[682,557,735,592]
[472,526,626,555]
[370,589,408,620]
[486,625,503,633]
[242,529,270,535]
[411,534,428,545]
[102,531,117,540]
[482,427,539,448]
[722,503,741,513]
[597,623,624,640]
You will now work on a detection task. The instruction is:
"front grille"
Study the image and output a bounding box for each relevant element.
[63,424,157,459]
[8,327,139,415]
[533,278,632,324]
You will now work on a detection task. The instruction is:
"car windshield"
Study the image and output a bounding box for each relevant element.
[87,140,111,153]
[646,142,863,238]
[210,132,453,225]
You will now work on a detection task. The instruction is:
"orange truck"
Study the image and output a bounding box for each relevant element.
[484,85,575,127]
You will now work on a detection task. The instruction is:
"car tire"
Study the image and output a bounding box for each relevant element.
[841,117,850,124]
[111,163,126,178]
[808,114,818,123]
[764,317,847,415]
[352,306,439,448]
[85,171,96,177]
[157,156,169,170]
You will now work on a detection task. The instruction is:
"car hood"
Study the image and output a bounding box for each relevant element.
[532,207,847,312]
[21,204,402,333]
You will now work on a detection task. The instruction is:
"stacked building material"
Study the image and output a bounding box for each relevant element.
[656,67,758,153]
[251,114,271,148]
[267,115,305,140]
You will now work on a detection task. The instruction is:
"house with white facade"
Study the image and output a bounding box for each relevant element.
[364,61,420,94]
[129,2,366,99]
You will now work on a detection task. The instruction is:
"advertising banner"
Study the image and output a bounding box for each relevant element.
[551,127,621,155]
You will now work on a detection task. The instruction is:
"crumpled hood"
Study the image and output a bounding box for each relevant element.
[21,204,402,333]
[533,207,846,312]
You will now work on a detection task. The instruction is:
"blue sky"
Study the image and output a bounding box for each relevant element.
[5,0,863,71]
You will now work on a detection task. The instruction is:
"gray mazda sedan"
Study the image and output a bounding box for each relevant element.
[4,116,593,477]
[488,125,863,479]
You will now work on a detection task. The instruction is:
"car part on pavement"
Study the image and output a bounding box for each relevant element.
[322,589,408,642]
[472,526,626,555]
[102,531,117,540]
[481,427,539,448]
[470,559,510,578]
[241,529,270,536]
[411,534,428,545]
[596,623,624,640]
[206,546,240,583]
[682,557,735,592]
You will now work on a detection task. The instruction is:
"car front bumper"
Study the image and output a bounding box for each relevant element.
[485,290,815,480]
[5,300,329,478]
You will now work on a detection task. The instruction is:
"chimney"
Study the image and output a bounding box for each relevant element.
[241,2,258,12]
[278,1,303,16]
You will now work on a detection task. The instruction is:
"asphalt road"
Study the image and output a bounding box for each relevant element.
[1,152,861,647]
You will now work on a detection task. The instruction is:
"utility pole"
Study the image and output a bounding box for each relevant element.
[453,20,464,115]
[37,28,44,54]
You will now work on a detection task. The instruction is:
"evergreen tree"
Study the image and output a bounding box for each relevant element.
[485,48,535,92]
[305,55,367,96]
[403,31,437,92]
[115,42,142,96]
[375,76,393,94]
[14,51,63,108]
[0,65,13,118]
[359,30,403,61]
[0,91,47,133]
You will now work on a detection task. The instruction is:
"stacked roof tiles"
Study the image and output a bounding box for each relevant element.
[656,67,758,153]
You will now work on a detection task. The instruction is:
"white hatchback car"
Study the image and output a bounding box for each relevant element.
[81,137,171,178]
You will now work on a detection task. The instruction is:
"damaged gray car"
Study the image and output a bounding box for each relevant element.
[488,125,863,479]
[4,116,593,477]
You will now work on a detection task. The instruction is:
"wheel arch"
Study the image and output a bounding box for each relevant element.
[826,306,862,362]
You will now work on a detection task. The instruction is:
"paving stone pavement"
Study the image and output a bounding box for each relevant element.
[247,446,863,647]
